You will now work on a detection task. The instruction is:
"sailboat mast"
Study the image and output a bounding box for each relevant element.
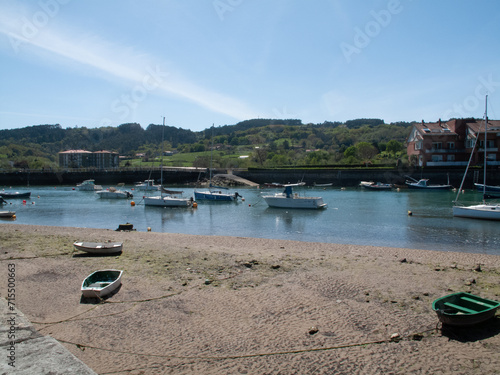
[483,95,488,197]
[160,117,165,193]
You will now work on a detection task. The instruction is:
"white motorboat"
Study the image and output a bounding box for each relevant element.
[134,179,159,191]
[77,179,103,191]
[0,211,16,218]
[453,95,500,220]
[262,183,327,209]
[96,187,133,199]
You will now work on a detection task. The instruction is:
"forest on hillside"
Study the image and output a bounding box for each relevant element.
[0,118,412,170]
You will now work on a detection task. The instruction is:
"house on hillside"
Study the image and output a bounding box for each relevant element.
[406,118,500,167]
[59,150,119,169]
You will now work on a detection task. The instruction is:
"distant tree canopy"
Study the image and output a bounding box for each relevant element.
[0,118,413,169]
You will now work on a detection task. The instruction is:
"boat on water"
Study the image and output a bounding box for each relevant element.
[432,292,500,326]
[0,211,16,218]
[474,183,500,193]
[194,188,241,201]
[262,183,327,209]
[144,117,193,208]
[194,125,242,202]
[453,95,500,220]
[360,181,392,190]
[0,191,31,199]
[313,182,333,187]
[134,179,159,192]
[405,178,452,190]
[73,241,123,254]
[81,269,123,298]
[76,179,103,191]
[96,187,133,199]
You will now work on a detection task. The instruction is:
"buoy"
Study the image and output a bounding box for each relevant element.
[147,227,151,232]
[193,202,198,208]
[242,198,245,202]
[408,211,412,216]
[130,201,135,206]
[22,200,26,205]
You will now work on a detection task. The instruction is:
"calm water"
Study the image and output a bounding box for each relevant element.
[1,185,499,255]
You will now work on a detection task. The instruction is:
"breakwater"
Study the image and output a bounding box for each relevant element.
[0,166,496,188]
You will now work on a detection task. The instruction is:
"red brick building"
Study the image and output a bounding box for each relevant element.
[406,118,500,167]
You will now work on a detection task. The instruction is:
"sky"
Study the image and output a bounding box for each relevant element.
[1,0,500,132]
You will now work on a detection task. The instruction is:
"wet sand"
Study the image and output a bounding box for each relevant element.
[1,223,499,374]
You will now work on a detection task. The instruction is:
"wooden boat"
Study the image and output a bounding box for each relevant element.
[360,181,392,190]
[73,241,123,254]
[0,211,16,218]
[432,292,500,326]
[262,183,327,209]
[0,191,31,199]
[81,269,123,298]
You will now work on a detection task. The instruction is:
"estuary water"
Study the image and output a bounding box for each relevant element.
[1,185,499,256]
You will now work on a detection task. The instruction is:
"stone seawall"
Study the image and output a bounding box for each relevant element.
[0,166,496,188]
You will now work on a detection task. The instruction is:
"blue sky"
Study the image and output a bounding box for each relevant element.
[1,0,499,132]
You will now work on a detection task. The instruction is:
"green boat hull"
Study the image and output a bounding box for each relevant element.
[432,292,500,326]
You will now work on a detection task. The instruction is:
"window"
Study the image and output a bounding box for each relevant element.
[432,155,443,162]
[447,142,455,149]
[432,142,442,150]
[414,141,422,150]
[447,155,455,162]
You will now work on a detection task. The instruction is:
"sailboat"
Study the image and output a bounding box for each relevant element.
[453,95,500,220]
[194,125,242,202]
[143,117,193,208]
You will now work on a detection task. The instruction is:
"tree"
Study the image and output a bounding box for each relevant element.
[355,142,378,161]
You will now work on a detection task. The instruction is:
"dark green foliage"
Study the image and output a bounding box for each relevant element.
[0,118,412,169]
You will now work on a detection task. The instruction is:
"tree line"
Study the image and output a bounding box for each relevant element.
[0,118,411,170]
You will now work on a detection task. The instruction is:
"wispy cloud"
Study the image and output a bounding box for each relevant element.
[0,5,258,121]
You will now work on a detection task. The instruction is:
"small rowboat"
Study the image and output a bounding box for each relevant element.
[73,241,123,254]
[81,269,123,298]
[432,292,500,326]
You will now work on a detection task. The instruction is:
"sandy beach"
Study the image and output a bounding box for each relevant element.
[1,223,499,374]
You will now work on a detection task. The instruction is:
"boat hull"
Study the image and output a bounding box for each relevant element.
[0,211,16,218]
[474,183,500,193]
[96,191,133,199]
[81,269,123,298]
[73,241,123,254]
[453,204,500,220]
[263,196,327,209]
[0,192,31,199]
[194,190,236,201]
[143,195,192,207]
[432,292,500,326]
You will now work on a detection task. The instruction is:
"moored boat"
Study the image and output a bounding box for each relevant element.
[96,187,133,199]
[262,183,327,209]
[81,269,123,298]
[134,179,159,191]
[73,241,123,254]
[0,211,16,218]
[77,179,103,191]
[360,181,392,190]
[432,292,500,326]
[0,191,31,199]
[405,178,452,190]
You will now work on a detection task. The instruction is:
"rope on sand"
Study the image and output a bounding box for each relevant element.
[55,326,438,363]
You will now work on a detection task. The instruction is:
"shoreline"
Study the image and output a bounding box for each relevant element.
[1,224,499,374]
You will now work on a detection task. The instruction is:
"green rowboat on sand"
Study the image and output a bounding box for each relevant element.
[432,292,500,326]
